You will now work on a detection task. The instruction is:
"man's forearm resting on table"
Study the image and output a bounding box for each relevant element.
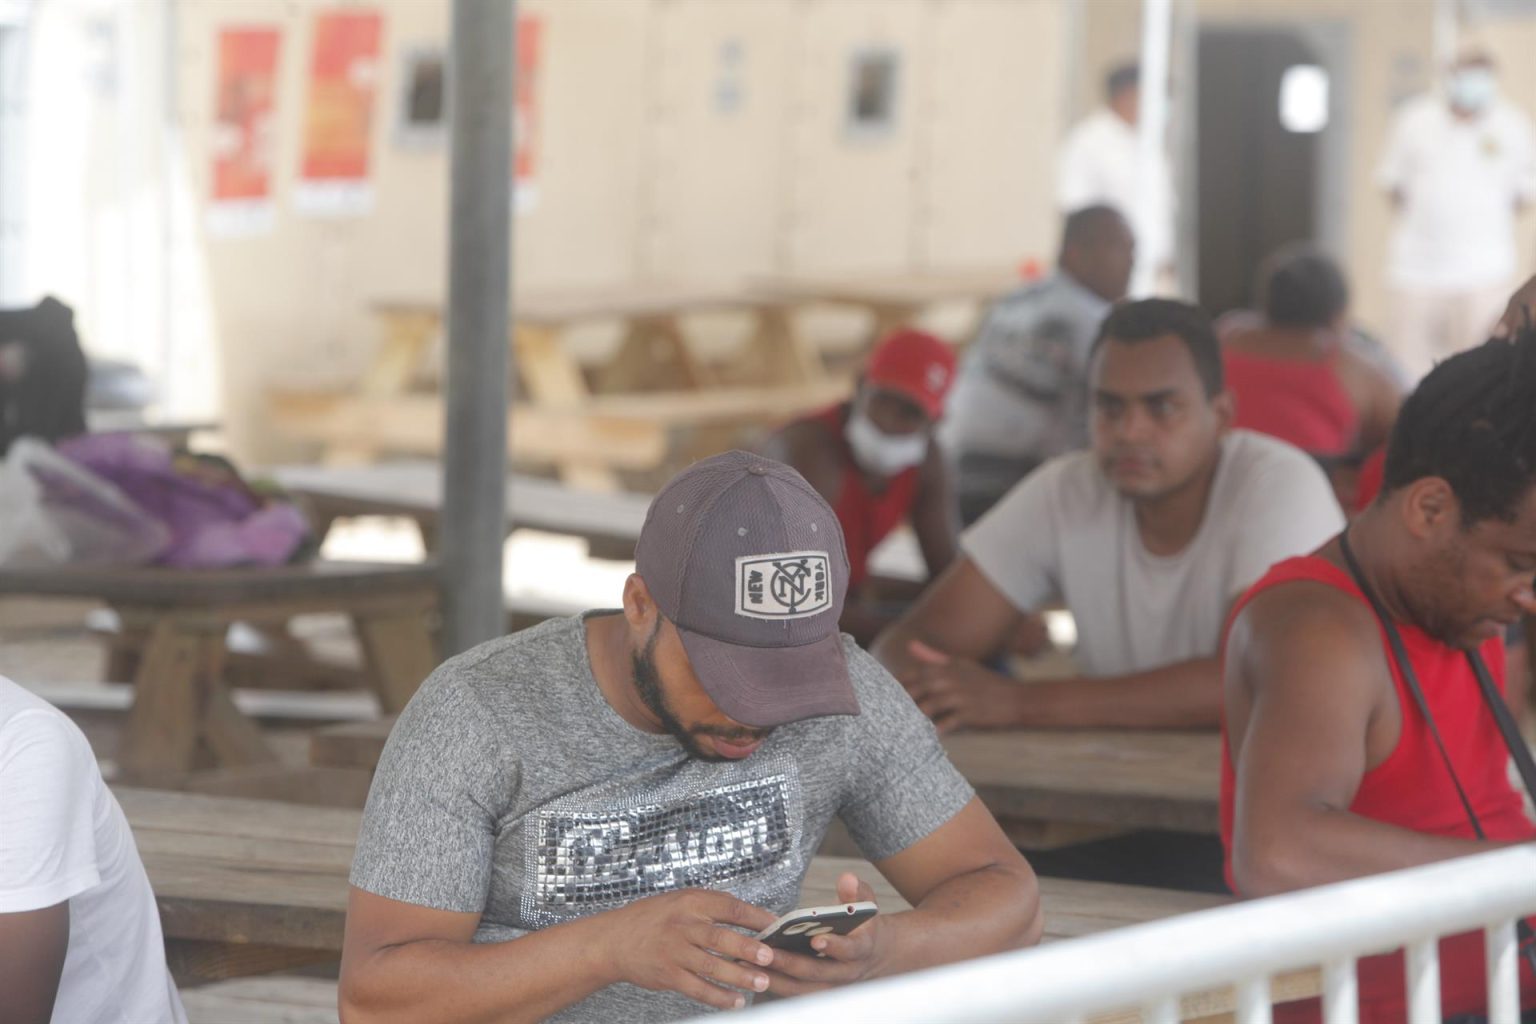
[340,912,615,1024]
[1008,657,1221,729]
[876,862,1042,975]
[1234,804,1525,898]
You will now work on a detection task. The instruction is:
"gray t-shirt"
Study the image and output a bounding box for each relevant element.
[351,613,974,1023]
[941,273,1110,472]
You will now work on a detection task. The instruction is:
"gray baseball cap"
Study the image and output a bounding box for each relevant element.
[634,450,859,728]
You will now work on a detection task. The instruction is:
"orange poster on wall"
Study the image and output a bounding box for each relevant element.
[513,14,541,211]
[208,26,281,236]
[296,9,383,216]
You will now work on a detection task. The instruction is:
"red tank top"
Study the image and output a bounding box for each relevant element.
[1225,348,1360,458]
[1220,556,1535,1022]
[809,405,919,591]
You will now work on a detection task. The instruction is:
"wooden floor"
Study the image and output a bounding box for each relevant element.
[182,977,338,1024]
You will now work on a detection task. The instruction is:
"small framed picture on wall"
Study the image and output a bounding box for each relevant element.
[395,44,448,148]
[844,46,901,140]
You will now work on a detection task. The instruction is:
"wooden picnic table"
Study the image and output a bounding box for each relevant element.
[271,459,930,577]
[373,285,826,400]
[0,562,437,785]
[299,287,831,487]
[751,268,1021,350]
[267,378,851,492]
[311,716,1221,839]
[271,460,653,560]
[944,729,1222,836]
[120,787,1313,1016]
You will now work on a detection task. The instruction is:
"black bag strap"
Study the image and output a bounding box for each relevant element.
[1339,531,1485,836]
[1469,650,1536,818]
[1339,529,1536,967]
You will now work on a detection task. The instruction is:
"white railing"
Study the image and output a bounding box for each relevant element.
[728,844,1536,1024]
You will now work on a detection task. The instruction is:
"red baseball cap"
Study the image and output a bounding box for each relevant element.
[864,328,956,421]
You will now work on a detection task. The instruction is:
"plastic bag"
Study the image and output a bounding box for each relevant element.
[0,437,169,567]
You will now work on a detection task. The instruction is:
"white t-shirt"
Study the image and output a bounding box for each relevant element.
[1057,108,1175,274]
[1377,93,1536,290]
[0,677,185,1024]
[961,431,1344,677]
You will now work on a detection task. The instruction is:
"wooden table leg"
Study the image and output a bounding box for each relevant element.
[355,606,439,713]
[866,302,920,346]
[514,324,623,490]
[201,633,280,771]
[323,311,438,463]
[596,316,715,392]
[104,608,156,685]
[751,307,826,385]
[118,619,210,783]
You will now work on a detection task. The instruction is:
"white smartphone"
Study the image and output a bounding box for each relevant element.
[755,901,879,957]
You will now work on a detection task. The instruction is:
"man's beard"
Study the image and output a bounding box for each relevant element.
[632,623,767,762]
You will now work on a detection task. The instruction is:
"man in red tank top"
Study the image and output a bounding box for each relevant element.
[760,329,960,646]
[1222,326,1536,1022]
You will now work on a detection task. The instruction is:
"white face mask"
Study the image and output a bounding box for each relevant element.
[845,409,927,477]
[1448,68,1496,113]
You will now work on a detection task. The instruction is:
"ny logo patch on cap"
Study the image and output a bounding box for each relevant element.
[735,551,831,620]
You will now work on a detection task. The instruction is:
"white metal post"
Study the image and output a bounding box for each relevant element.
[1132,0,1172,298]
[1405,936,1440,1024]
[1485,918,1519,1024]
[1237,977,1273,1024]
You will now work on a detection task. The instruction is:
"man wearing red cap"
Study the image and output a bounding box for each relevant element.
[760,328,959,647]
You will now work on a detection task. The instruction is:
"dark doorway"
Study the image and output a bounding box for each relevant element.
[1196,27,1326,317]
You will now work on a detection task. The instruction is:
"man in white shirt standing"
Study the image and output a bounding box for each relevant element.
[1058,62,1175,293]
[0,676,185,1024]
[1378,48,1536,382]
[873,299,1344,732]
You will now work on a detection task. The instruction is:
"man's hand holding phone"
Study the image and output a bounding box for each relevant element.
[601,889,779,1011]
[759,872,889,997]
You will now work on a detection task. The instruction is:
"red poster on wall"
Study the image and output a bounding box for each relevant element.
[296,9,383,216]
[208,26,282,236]
[513,14,541,212]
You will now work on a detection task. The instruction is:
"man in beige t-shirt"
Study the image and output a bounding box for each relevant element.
[873,299,1343,732]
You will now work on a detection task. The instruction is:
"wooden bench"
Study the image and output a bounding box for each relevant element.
[0,563,438,785]
[119,787,1312,1019]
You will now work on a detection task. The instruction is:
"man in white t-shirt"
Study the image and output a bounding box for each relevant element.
[1057,62,1175,292]
[1378,48,1536,382]
[0,676,185,1024]
[873,299,1344,732]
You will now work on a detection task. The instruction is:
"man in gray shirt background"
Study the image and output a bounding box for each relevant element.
[339,451,1041,1023]
[942,205,1135,524]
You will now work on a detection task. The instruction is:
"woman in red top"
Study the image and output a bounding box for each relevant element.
[1221,332,1536,1022]
[759,329,961,647]
[1220,247,1402,512]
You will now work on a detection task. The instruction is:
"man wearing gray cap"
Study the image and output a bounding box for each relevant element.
[338,451,1041,1022]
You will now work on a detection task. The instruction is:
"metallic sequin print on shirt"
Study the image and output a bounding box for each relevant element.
[522,752,804,927]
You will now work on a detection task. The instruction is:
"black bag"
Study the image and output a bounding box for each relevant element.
[0,296,88,457]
